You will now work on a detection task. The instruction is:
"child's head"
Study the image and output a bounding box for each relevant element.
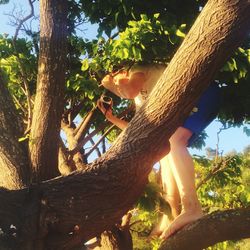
[100,71,129,97]
[100,74,119,96]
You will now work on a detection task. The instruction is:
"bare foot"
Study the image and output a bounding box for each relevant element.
[160,209,203,239]
[149,214,171,238]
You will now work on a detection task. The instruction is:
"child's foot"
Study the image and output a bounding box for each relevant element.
[160,209,203,239]
[149,214,171,238]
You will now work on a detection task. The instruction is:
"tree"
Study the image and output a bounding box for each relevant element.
[0,0,250,249]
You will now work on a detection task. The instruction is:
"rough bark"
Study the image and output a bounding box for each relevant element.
[0,72,29,190]
[98,228,133,250]
[58,139,76,175]
[0,0,249,249]
[96,213,133,250]
[159,208,250,250]
[0,187,47,250]
[29,0,68,182]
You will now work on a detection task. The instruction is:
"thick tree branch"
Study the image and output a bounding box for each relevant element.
[61,121,86,170]
[159,208,250,250]
[74,106,96,142]
[29,0,68,181]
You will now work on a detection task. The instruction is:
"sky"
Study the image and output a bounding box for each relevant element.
[0,0,249,158]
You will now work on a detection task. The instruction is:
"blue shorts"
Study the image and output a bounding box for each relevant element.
[183,83,221,146]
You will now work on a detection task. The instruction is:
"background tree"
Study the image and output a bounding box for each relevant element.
[0,0,249,249]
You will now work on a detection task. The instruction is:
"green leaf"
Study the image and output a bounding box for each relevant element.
[122,4,128,15]
[164,30,169,35]
[81,59,89,71]
[123,48,129,59]
[18,134,29,142]
[115,12,119,23]
[176,29,186,38]
[131,9,136,20]
[140,14,148,21]
[243,126,250,136]
[140,44,146,50]
[153,13,160,19]
[231,58,237,70]
[233,75,238,83]
[0,0,9,4]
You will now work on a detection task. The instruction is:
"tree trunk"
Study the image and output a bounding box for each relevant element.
[0,72,29,189]
[29,0,68,182]
[0,0,250,249]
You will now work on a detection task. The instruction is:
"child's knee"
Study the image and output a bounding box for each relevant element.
[169,127,192,148]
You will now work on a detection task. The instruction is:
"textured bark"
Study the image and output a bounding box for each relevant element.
[159,208,250,250]
[0,0,249,249]
[0,72,29,190]
[61,121,86,170]
[0,187,47,250]
[58,140,76,175]
[29,0,68,182]
[97,213,133,250]
[98,228,133,250]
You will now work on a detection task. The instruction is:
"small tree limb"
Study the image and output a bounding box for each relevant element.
[159,208,250,250]
[74,106,97,141]
[85,124,115,159]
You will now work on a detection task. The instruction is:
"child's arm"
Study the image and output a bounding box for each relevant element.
[97,100,128,130]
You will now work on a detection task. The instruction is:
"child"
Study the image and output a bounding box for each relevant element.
[98,64,221,239]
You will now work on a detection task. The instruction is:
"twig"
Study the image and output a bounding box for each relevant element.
[11,0,35,133]
[69,105,135,156]
[80,105,134,146]
[196,157,233,190]
[216,123,233,159]
[89,137,101,158]
[12,93,26,115]
[101,130,106,154]
[70,121,110,154]
[85,124,115,159]
[13,0,35,42]
[110,31,119,40]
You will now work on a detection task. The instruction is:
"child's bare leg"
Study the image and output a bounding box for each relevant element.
[150,156,181,237]
[160,127,203,239]
[161,156,181,219]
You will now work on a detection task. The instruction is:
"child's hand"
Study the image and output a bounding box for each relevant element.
[97,99,113,120]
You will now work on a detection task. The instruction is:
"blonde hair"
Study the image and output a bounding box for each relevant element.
[100,74,120,96]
